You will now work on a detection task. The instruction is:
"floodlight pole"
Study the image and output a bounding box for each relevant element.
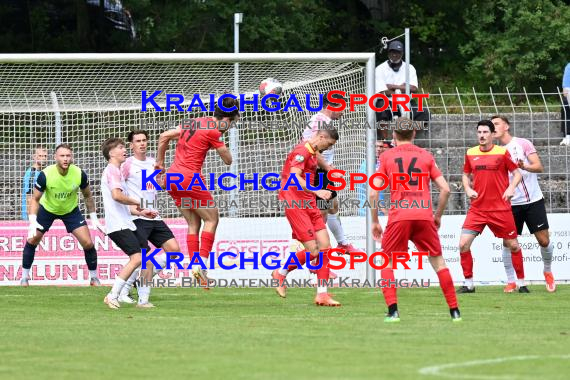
[230,13,243,217]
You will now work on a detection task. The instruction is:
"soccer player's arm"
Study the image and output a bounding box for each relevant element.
[79,171,106,233]
[214,144,232,166]
[106,167,140,207]
[29,172,45,217]
[369,156,386,240]
[316,152,334,171]
[23,169,32,210]
[156,126,181,172]
[79,171,96,213]
[289,167,331,200]
[26,172,46,237]
[518,140,543,173]
[430,158,450,229]
[462,155,477,199]
[207,130,232,165]
[503,151,522,201]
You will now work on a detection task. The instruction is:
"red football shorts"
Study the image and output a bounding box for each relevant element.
[462,208,518,239]
[166,170,213,208]
[381,219,442,257]
[284,202,326,242]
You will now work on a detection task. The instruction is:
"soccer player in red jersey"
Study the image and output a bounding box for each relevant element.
[156,97,238,286]
[370,122,461,322]
[458,120,526,293]
[272,129,341,306]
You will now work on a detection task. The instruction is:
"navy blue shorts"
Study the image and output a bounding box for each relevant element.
[37,205,87,233]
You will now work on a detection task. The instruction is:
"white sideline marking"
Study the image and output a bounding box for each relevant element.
[418,355,570,379]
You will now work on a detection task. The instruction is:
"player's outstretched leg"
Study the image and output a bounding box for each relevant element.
[105,252,142,309]
[272,247,311,298]
[380,267,399,322]
[327,212,359,254]
[505,238,529,293]
[458,233,477,293]
[430,256,462,322]
[314,248,340,307]
[119,268,139,304]
[21,242,38,286]
[71,226,101,286]
[136,267,154,308]
[502,245,517,293]
[535,229,556,292]
[186,207,216,290]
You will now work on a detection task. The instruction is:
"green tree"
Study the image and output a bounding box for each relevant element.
[461,0,570,90]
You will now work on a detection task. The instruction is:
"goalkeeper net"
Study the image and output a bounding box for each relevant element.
[0,54,373,221]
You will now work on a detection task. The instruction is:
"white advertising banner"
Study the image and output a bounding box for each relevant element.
[1,214,568,286]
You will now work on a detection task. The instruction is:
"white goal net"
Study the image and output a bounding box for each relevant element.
[0,54,373,222]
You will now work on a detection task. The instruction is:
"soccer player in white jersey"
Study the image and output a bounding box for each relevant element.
[117,130,182,303]
[301,92,359,256]
[492,116,556,292]
[101,137,158,309]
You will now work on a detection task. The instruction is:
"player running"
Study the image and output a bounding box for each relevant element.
[22,144,104,286]
[101,138,158,309]
[370,122,461,322]
[117,130,182,303]
[458,120,527,293]
[492,116,556,292]
[156,96,237,287]
[272,128,342,307]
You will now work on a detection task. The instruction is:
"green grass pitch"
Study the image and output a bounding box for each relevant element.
[1,285,569,380]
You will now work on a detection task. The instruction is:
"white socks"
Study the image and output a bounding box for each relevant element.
[464,278,474,289]
[502,247,516,283]
[110,278,126,298]
[155,254,167,275]
[540,243,554,273]
[120,268,140,297]
[317,285,328,294]
[22,268,30,280]
[327,214,347,245]
[278,268,289,276]
[89,270,98,279]
[138,286,151,304]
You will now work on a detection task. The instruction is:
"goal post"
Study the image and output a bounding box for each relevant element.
[0,53,377,283]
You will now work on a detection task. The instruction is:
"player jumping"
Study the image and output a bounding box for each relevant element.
[272,128,342,306]
[458,120,527,293]
[370,123,461,322]
[156,96,237,287]
[492,115,556,292]
[22,144,104,286]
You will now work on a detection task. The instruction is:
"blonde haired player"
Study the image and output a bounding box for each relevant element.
[100,138,158,309]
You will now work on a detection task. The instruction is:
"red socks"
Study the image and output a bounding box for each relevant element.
[460,250,473,279]
[510,249,525,279]
[315,249,330,282]
[199,231,215,259]
[437,268,458,309]
[286,249,310,271]
[186,234,199,256]
[380,268,397,307]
